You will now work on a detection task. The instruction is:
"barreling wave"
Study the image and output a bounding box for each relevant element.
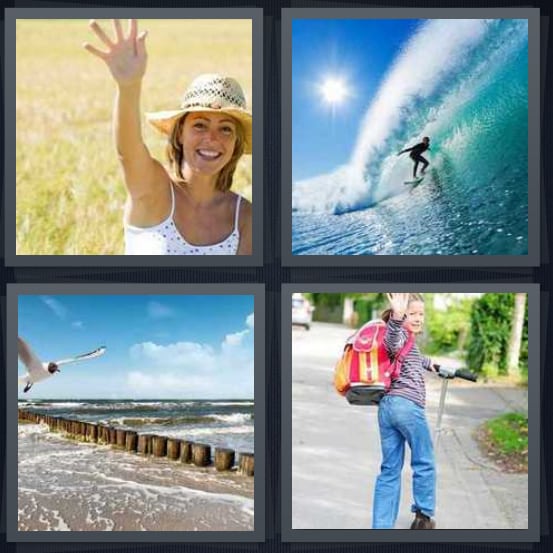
[292,18,528,215]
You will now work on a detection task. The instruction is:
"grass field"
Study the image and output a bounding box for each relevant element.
[16,19,253,255]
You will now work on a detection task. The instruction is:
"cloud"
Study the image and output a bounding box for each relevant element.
[39,297,84,329]
[129,341,217,371]
[127,371,216,395]
[126,366,253,398]
[40,296,68,319]
[147,301,174,319]
[224,329,249,347]
[222,314,254,349]
[126,337,254,398]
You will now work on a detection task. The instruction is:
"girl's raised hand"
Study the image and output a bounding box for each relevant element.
[83,19,148,87]
[386,293,410,319]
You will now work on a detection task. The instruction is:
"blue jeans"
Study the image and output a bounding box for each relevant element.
[372,394,436,529]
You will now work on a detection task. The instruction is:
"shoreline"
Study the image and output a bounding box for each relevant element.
[18,421,254,531]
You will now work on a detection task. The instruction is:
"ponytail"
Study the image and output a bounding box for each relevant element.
[381,308,394,323]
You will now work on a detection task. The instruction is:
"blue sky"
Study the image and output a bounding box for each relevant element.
[292,19,422,182]
[18,295,255,400]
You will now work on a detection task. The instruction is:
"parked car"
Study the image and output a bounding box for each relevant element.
[292,294,314,330]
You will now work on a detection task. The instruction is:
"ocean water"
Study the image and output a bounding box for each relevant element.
[18,398,254,453]
[292,19,528,255]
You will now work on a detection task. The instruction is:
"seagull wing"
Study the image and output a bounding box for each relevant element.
[54,345,107,367]
[18,337,47,380]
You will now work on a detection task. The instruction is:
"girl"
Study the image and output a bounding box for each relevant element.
[84,19,252,255]
[372,292,438,529]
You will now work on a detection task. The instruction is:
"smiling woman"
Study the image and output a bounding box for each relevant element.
[83,20,253,255]
[15,18,253,256]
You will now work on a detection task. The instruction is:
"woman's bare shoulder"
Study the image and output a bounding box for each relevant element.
[231,192,252,255]
[235,193,252,222]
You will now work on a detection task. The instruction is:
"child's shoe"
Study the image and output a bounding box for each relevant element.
[410,510,436,529]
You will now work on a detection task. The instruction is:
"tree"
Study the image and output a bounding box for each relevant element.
[506,293,527,378]
[466,293,528,379]
[423,294,474,355]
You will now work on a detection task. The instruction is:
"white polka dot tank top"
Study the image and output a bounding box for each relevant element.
[124,185,241,255]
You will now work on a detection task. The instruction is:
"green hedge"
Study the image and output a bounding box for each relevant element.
[466,293,528,376]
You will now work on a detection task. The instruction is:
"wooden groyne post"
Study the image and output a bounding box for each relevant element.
[167,438,181,460]
[125,430,138,452]
[192,443,211,467]
[137,434,153,455]
[239,452,255,476]
[215,448,235,471]
[152,435,167,457]
[18,409,253,476]
[179,440,192,463]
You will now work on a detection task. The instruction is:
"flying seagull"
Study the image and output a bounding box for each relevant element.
[18,336,106,393]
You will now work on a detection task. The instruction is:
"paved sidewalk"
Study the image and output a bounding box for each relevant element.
[291,323,529,530]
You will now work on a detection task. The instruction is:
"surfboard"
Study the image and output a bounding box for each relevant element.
[404,176,424,186]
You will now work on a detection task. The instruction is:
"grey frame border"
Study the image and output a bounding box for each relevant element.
[281,283,540,542]
[5,7,264,267]
[282,8,540,266]
[6,283,266,542]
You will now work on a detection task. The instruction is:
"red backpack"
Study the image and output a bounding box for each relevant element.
[334,320,414,405]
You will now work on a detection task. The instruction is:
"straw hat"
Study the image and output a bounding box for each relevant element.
[146,74,252,154]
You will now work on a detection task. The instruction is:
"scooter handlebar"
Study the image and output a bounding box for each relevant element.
[434,365,478,382]
[454,368,478,382]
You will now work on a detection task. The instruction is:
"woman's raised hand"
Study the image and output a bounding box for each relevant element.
[386,293,410,319]
[84,19,147,87]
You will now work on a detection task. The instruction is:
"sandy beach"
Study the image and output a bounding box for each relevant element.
[18,422,254,531]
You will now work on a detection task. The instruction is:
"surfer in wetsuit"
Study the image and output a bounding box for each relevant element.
[398,137,430,178]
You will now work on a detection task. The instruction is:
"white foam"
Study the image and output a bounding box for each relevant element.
[91,471,253,509]
[209,413,252,424]
[206,401,254,407]
[85,502,116,530]
[50,510,71,531]
[18,423,48,436]
[159,425,253,439]
[52,402,87,408]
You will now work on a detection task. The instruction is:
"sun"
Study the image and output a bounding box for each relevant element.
[319,77,349,105]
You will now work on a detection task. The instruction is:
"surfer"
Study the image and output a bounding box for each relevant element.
[398,137,430,178]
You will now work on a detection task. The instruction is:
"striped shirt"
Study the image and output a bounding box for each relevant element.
[384,317,432,408]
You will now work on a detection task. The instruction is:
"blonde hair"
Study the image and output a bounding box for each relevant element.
[166,114,245,192]
[381,293,424,323]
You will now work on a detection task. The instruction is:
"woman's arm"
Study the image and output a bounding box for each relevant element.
[237,199,252,255]
[84,19,169,224]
